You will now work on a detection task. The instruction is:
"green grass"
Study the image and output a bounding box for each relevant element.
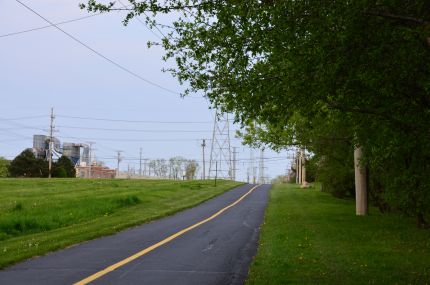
[0,178,241,268]
[247,183,430,285]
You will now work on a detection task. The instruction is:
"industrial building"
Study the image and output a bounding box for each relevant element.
[32,134,90,166]
[31,134,115,178]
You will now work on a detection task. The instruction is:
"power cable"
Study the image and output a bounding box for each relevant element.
[0,115,47,120]
[0,116,46,132]
[0,13,102,38]
[117,0,163,40]
[56,125,214,133]
[56,114,212,124]
[55,135,205,142]
[15,0,183,96]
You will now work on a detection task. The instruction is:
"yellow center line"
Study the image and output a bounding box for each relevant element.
[73,184,262,285]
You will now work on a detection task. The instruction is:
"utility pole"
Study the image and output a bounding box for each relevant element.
[301,148,306,186]
[139,147,142,176]
[232,147,238,181]
[143,159,149,176]
[298,150,301,184]
[214,161,218,187]
[116,151,123,178]
[87,142,95,179]
[201,139,206,179]
[354,146,368,215]
[48,107,55,179]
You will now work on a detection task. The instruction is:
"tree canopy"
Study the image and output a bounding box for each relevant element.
[53,156,76,178]
[8,149,48,177]
[0,157,10,177]
[82,1,430,225]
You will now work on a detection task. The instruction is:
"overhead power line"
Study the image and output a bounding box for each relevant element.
[0,115,47,120]
[117,0,163,40]
[14,0,181,96]
[56,114,212,124]
[0,13,102,38]
[55,135,206,142]
[0,116,46,132]
[56,125,214,133]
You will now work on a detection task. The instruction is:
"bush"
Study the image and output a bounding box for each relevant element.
[0,157,9,177]
[8,149,48,177]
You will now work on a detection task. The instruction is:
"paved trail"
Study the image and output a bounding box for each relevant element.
[0,184,270,285]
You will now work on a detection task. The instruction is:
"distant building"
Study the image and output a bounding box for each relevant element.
[75,164,116,179]
[32,134,89,166]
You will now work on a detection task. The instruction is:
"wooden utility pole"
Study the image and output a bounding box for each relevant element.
[354,146,368,215]
[87,142,95,179]
[232,147,238,181]
[214,161,218,187]
[301,148,306,186]
[297,150,302,184]
[48,107,54,179]
[201,139,206,179]
[139,147,142,176]
[116,151,123,178]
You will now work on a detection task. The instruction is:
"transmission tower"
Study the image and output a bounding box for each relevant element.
[250,149,257,184]
[208,112,233,180]
[258,148,267,184]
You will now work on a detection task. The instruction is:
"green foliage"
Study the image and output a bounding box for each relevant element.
[0,157,9,177]
[114,195,141,207]
[82,1,430,224]
[52,167,67,178]
[0,178,241,268]
[53,156,76,178]
[8,149,48,177]
[247,184,430,284]
[185,160,198,180]
[270,175,289,184]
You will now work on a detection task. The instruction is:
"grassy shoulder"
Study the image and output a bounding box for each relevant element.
[0,178,241,268]
[247,183,430,284]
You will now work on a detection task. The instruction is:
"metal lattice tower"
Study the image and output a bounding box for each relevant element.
[208,112,233,180]
[258,148,266,184]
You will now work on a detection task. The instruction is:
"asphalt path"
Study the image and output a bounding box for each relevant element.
[0,183,270,285]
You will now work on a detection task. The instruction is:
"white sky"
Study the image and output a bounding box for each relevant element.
[0,0,293,181]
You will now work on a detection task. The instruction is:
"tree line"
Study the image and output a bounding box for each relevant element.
[82,1,430,226]
[0,151,199,180]
[0,149,75,178]
[144,157,199,180]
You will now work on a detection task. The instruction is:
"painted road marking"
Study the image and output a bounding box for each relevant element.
[74,184,262,285]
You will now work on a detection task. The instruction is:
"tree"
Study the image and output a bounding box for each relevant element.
[53,156,76,178]
[185,160,198,180]
[82,1,430,225]
[169,156,186,179]
[0,157,10,177]
[8,149,48,177]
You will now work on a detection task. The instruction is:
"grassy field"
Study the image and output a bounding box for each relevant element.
[247,183,430,284]
[0,178,241,268]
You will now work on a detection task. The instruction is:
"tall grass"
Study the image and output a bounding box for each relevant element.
[0,178,240,268]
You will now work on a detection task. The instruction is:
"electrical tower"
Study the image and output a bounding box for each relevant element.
[258,148,267,184]
[208,112,233,180]
[250,149,257,184]
[232,147,238,181]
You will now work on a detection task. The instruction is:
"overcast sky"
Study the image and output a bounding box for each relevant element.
[0,0,293,181]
